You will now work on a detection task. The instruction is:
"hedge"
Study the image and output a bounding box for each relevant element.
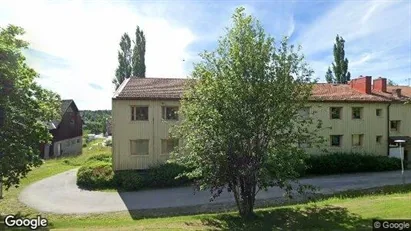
[77,161,114,189]
[77,162,192,191]
[303,152,402,176]
[77,152,403,191]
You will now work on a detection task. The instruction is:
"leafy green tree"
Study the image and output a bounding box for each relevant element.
[326,35,350,83]
[132,26,146,77]
[325,67,333,83]
[171,8,321,218]
[113,33,132,89]
[0,25,60,192]
[80,110,111,134]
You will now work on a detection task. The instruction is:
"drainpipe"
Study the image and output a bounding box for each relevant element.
[387,103,391,156]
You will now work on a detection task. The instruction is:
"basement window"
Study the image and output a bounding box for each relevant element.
[131,106,149,121]
[330,107,342,119]
[330,135,342,147]
[298,142,311,148]
[130,140,149,155]
[390,120,400,131]
[298,107,310,119]
[376,136,382,144]
[352,134,364,146]
[161,139,179,155]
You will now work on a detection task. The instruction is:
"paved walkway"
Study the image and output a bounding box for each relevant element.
[19,169,411,214]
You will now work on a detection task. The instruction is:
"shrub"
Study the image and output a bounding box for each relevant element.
[76,162,193,191]
[77,161,114,189]
[114,163,192,191]
[104,139,112,147]
[304,152,402,176]
[145,162,192,188]
[113,170,144,191]
[87,153,111,163]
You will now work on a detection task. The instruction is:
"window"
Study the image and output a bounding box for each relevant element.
[376,109,382,117]
[298,107,310,119]
[77,138,80,143]
[376,136,382,144]
[161,139,179,155]
[390,120,400,131]
[131,106,148,121]
[330,135,342,147]
[352,134,364,146]
[298,142,311,148]
[162,106,179,120]
[130,140,149,155]
[330,107,342,119]
[352,107,363,119]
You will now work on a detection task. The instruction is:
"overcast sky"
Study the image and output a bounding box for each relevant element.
[1,0,410,110]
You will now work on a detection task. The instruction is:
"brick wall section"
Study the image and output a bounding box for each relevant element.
[373,77,387,92]
[350,76,371,94]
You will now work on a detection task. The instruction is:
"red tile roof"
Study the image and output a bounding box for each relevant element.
[114,77,187,100]
[311,84,392,102]
[387,86,411,98]
[113,77,411,102]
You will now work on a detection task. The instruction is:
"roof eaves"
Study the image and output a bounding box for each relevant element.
[113,78,131,99]
[113,96,182,101]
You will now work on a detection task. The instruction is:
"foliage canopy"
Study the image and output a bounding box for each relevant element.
[172,7,322,218]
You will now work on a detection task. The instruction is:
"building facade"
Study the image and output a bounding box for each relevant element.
[112,76,411,170]
[41,99,83,159]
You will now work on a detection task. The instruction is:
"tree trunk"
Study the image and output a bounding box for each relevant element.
[0,180,3,199]
[232,176,257,219]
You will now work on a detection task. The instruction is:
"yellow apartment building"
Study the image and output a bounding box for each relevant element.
[112,76,411,170]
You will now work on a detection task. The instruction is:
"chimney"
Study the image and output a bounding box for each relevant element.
[373,77,387,92]
[392,88,402,98]
[349,75,372,94]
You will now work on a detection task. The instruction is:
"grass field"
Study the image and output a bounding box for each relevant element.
[0,140,410,230]
[0,139,109,217]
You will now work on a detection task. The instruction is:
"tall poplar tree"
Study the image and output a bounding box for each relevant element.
[132,26,146,78]
[325,67,333,83]
[326,35,351,84]
[112,33,132,89]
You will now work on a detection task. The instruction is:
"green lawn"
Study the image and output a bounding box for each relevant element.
[35,184,409,230]
[0,138,109,216]
[1,141,410,230]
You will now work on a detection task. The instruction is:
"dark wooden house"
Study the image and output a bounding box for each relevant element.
[40,99,83,158]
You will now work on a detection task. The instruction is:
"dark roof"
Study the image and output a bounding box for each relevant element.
[51,99,77,129]
[113,77,411,103]
[61,100,73,115]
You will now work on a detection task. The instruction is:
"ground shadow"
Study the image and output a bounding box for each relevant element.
[118,188,239,220]
[118,183,411,222]
[199,204,370,231]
